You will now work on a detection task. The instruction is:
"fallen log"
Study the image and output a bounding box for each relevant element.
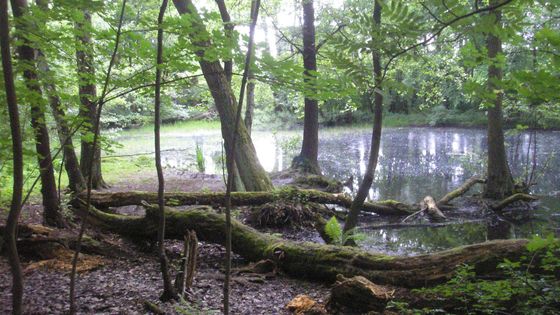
[0,224,126,260]
[79,187,415,216]
[437,176,485,207]
[78,202,531,288]
[402,196,446,223]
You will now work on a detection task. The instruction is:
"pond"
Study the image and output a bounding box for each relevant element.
[111,126,560,255]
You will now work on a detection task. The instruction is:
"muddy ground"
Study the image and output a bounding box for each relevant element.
[0,171,330,314]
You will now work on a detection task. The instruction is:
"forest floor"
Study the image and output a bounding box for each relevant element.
[0,171,330,314]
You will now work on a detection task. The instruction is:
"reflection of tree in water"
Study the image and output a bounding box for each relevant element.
[359,222,488,255]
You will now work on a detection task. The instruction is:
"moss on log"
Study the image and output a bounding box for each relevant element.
[437,176,485,207]
[78,202,530,288]
[80,187,414,216]
[491,193,539,211]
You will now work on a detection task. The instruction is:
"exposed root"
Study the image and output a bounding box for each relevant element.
[491,193,539,212]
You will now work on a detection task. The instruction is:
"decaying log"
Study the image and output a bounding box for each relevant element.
[437,176,485,207]
[421,196,447,221]
[491,193,539,212]
[77,202,532,288]
[328,275,394,313]
[0,224,125,260]
[80,188,415,216]
[286,294,327,315]
[402,196,446,223]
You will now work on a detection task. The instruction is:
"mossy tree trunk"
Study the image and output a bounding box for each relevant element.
[81,189,415,216]
[80,203,531,288]
[172,0,273,192]
[484,0,514,199]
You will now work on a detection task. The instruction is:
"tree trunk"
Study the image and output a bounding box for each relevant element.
[75,10,107,190]
[245,72,255,135]
[343,1,383,236]
[172,0,273,192]
[11,0,65,227]
[293,0,321,175]
[80,203,532,288]
[1,0,25,311]
[214,0,244,192]
[80,189,415,216]
[35,0,85,193]
[483,0,514,199]
[154,0,177,302]
[215,0,233,83]
[36,51,86,193]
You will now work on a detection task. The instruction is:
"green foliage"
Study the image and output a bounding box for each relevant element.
[195,144,205,173]
[409,235,560,314]
[324,216,365,245]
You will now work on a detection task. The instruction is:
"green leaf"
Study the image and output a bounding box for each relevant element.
[325,216,342,244]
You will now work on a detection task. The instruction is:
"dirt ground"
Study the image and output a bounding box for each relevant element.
[0,171,330,314]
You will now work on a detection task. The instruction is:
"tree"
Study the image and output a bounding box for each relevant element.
[35,0,85,193]
[292,0,321,175]
[37,50,86,193]
[154,0,177,302]
[343,0,383,237]
[69,1,127,312]
[172,0,273,192]
[11,0,65,227]
[483,0,514,199]
[75,9,108,189]
[223,1,260,311]
[1,0,24,311]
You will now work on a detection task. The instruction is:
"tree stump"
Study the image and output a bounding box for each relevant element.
[328,275,394,313]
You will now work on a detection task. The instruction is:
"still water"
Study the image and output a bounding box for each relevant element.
[113,127,560,255]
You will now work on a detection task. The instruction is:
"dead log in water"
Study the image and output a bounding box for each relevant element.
[76,201,531,288]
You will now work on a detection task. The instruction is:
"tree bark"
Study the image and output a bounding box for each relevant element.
[483,0,514,199]
[80,203,532,288]
[245,72,255,135]
[37,50,86,193]
[214,0,244,192]
[11,0,65,227]
[154,0,177,302]
[35,0,85,193]
[172,0,273,192]
[75,10,107,189]
[80,189,415,216]
[292,0,321,175]
[215,0,233,83]
[343,1,383,236]
[1,0,25,311]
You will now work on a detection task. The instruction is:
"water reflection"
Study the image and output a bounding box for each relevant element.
[113,127,560,254]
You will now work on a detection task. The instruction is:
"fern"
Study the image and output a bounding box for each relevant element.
[325,216,343,244]
[324,216,365,245]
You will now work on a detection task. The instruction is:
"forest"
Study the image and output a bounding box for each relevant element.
[0,0,559,314]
